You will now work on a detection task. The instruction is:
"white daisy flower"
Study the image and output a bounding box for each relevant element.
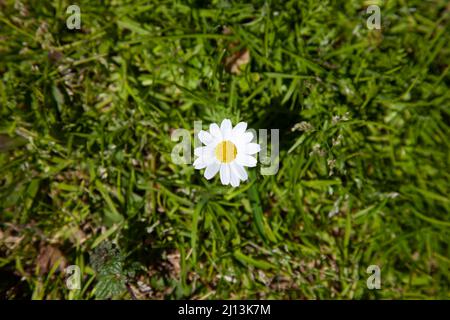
[193,119,261,187]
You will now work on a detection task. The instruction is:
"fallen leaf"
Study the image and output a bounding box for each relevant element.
[222,26,250,75]
[225,48,250,75]
[166,250,181,278]
[36,244,66,275]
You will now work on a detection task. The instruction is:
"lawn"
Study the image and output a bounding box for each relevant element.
[0,0,449,299]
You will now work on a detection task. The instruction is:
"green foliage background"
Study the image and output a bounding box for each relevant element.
[0,0,449,299]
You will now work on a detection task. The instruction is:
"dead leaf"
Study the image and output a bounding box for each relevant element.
[166,250,181,278]
[224,48,250,75]
[0,225,25,250]
[222,26,250,75]
[36,244,66,275]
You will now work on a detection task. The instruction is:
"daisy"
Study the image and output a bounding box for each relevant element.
[193,119,260,187]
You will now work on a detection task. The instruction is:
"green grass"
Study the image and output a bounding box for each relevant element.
[0,0,449,299]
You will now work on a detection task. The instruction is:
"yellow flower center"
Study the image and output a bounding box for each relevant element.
[215,140,237,163]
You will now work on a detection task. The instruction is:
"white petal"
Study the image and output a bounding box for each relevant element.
[241,132,254,143]
[198,130,213,145]
[232,122,247,136]
[194,147,203,157]
[193,150,215,169]
[236,154,257,167]
[204,162,220,180]
[194,146,213,158]
[231,162,248,181]
[220,119,232,140]
[219,164,231,185]
[230,134,245,151]
[209,123,222,140]
[193,157,208,169]
[230,169,240,187]
[220,119,232,131]
[244,143,261,155]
